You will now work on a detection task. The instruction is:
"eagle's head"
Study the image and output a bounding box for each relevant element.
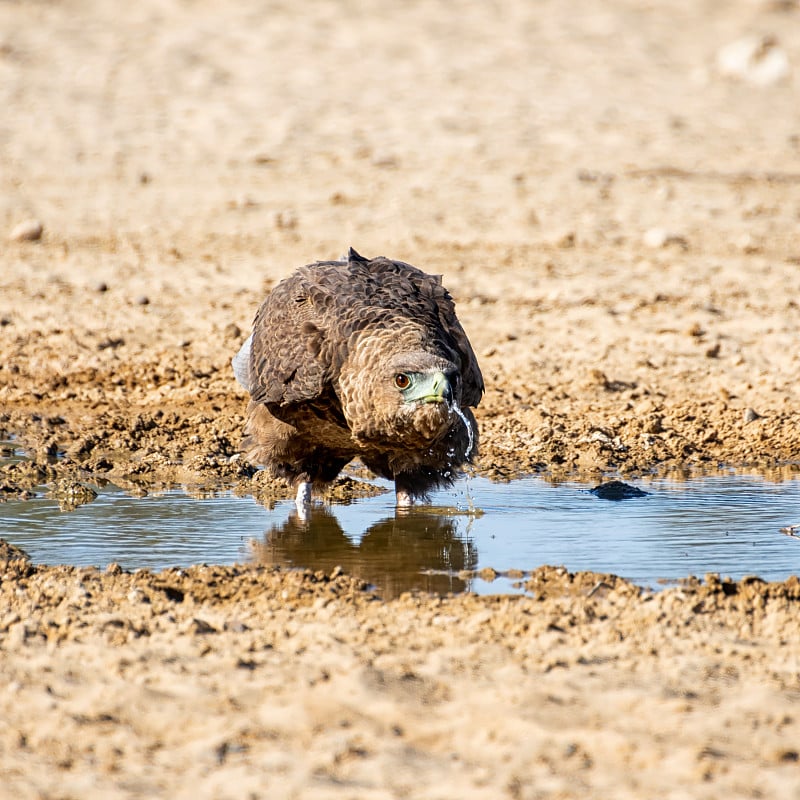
[338,331,463,449]
[384,350,461,442]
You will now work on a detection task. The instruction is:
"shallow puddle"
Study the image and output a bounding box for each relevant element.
[1,470,799,597]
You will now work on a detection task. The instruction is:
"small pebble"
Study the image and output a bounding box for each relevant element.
[224,322,242,340]
[94,281,109,293]
[135,295,150,306]
[372,153,398,168]
[548,229,576,248]
[644,415,663,434]
[9,219,43,242]
[189,618,217,635]
[97,337,125,351]
[717,35,790,86]
[478,567,498,582]
[643,227,688,250]
[687,322,705,337]
[743,408,761,424]
[273,209,297,229]
[736,233,760,254]
[232,194,259,209]
[643,227,669,248]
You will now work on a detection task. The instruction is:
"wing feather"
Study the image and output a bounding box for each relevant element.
[244,252,484,411]
[247,263,348,407]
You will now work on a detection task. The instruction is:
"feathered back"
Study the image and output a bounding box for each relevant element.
[246,249,483,410]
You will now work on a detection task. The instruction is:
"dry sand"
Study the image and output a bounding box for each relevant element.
[2,0,800,797]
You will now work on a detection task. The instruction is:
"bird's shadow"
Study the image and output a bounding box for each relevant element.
[250,503,479,598]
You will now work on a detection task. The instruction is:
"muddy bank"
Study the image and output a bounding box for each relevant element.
[1,556,799,798]
[3,236,800,500]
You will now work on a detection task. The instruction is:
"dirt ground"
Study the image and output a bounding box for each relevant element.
[2,0,800,797]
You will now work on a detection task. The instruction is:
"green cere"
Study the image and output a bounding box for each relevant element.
[396,370,452,405]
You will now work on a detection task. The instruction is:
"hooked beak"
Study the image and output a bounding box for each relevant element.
[406,370,453,405]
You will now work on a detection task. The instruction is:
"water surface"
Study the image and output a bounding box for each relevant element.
[2,472,799,597]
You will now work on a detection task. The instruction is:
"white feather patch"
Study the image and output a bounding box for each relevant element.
[231,333,253,392]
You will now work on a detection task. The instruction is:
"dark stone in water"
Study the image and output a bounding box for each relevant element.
[0,485,36,503]
[590,480,648,500]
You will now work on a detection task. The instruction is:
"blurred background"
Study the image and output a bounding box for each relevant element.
[2,0,799,254]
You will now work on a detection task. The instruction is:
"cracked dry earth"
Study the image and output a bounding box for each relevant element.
[2,0,800,797]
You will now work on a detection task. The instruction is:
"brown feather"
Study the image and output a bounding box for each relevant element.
[235,249,484,500]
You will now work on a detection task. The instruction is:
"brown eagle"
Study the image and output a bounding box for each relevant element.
[232,248,483,506]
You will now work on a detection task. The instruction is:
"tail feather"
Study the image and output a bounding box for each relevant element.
[241,401,286,466]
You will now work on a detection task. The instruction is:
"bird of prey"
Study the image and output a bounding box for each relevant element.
[232,248,483,507]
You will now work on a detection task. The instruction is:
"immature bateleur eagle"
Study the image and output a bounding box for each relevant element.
[232,249,484,506]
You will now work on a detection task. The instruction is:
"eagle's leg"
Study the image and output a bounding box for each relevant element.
[393,472,434,508]
[295,480,312,506]
[395,488,413,507]
[294,480,312,522]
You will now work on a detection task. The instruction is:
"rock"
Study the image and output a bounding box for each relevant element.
[743,407,762,424]
[371,152,398,168]
[97,337,125,351]
[0,539,31,561]
[590,480,649,500]
[224,322,242,341]
[644,415,663,434]
[686,322,705,337]
[716,35,790,86]
[643,228,669,248]
[135,295,150,306]
[188,618,217,635]
[47,480,98,511]
[231,193,258,209]
[547,229,576,248]
[9,219,43,242]
[273,209,297,229]
[643,227,688,249]
[736,233,761,254]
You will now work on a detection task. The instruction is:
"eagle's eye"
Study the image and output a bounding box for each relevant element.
[394,373,411,390]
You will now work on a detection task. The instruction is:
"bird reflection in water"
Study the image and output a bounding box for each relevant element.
[250,504,478,598]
